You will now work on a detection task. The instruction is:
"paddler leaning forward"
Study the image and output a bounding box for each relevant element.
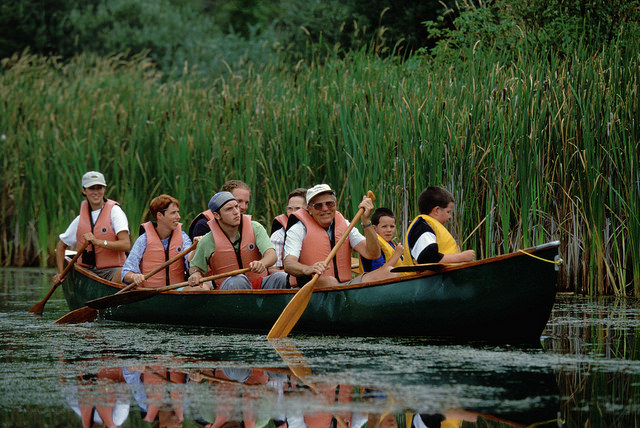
[187,191,289,290]
[283,184,381,289]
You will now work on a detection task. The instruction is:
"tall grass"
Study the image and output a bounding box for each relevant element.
[1,42,638,295]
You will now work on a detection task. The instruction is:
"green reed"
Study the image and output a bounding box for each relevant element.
[1,43,638,295]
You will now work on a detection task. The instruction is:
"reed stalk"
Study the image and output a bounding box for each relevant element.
[1,42,638,295]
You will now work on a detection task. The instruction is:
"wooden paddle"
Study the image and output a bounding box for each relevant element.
[83,267,251,310]
[29,241,90,314]
[267,191,375,339]
[55,240,198,324]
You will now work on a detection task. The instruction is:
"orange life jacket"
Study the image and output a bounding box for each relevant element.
[76,199,126,269]
[139,222,186,288]
[271,213,288,234]
[207,215,265,288]
[288,209,352,286]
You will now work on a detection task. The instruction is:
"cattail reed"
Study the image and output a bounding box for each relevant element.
[1,44,638,296]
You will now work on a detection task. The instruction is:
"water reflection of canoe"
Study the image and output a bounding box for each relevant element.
[61,241,560,343]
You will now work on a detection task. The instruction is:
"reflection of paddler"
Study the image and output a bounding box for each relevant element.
[286,384,353,428]
[190,367,278,428]
[123,366,186,427]
[65,367,130,428]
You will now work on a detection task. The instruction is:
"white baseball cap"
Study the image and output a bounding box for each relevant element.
[81,171,107,188]
[306,184,335,205]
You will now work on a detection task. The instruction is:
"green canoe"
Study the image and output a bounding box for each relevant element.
[61,241,560,343]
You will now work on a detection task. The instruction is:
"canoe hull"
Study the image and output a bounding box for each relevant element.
[62,242,560,343]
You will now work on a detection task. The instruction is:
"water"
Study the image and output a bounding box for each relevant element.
[2,268,640,427]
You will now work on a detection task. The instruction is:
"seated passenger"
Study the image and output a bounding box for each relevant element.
[404,186,475,265]
[121,194,195,289]
[189,180,251,239]
[54,171,130,284]
[187,192,288,290]
[268,187,307,274]
[357,207,405,282]
[283,184,380,288]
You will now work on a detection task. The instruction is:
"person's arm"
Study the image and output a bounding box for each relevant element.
[282,222,328,276]
[440,250,475,263]
[407,219,442,264]
[250,248,277,273]
[352,196,380,260]
[81,229,130,252]
[121,234,146,285]
[53,217,79,283]
[187,233,214,288]
[284,254,327,277]
[181,232,193,267]
[53,240,69,284]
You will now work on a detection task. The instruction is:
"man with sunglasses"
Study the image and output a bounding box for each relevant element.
[283,184,380,288]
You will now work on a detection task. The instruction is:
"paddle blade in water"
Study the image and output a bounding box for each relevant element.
[85,289,158,309]
[55,306,98,324]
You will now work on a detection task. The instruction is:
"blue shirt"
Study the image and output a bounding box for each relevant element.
[361,241,395,272]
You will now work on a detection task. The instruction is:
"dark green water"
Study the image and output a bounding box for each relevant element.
[2,268,639,427]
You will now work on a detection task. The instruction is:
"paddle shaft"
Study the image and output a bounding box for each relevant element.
[29,241,89,313]
[141,267,251,293]
[267,191,375,339]
[120,239,198,293]
[54,240,198,323]
[85,267,251,309]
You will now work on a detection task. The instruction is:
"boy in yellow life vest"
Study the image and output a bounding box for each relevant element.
[358,208,404,275]
[403,186,475,265]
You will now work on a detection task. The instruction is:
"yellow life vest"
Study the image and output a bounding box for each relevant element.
[356,234,402,274]
[402,214,460,264]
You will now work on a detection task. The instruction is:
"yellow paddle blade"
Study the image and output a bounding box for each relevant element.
[267,277,317,338]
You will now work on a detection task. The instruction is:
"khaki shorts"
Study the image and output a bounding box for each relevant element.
[92,267,120,281]
[340,273,365,285]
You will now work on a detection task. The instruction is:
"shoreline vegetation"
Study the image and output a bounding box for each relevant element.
[1,1,639,296]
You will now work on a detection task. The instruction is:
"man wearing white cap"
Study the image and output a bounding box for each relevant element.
[283,184,380,288]
[54,171,131,283]
[187,191,288,290]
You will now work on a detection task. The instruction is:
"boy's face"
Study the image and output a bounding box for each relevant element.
[430,201,454,225]
[373,215,396,242]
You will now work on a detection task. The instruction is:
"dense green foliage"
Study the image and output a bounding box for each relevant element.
[0,0,445,76]
[1,0,639,295]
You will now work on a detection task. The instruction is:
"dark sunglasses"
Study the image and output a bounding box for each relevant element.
[311,200,336,210]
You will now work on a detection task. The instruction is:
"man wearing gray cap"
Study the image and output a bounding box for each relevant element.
[54,171,131,284]
[187,191,287,290]
[283,184,380,288]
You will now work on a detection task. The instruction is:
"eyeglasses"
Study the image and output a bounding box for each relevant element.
[311,200,336,210]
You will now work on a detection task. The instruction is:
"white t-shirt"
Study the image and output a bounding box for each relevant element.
[284,217,365,259]
[270,227,286,267]
[59,204,129,247]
